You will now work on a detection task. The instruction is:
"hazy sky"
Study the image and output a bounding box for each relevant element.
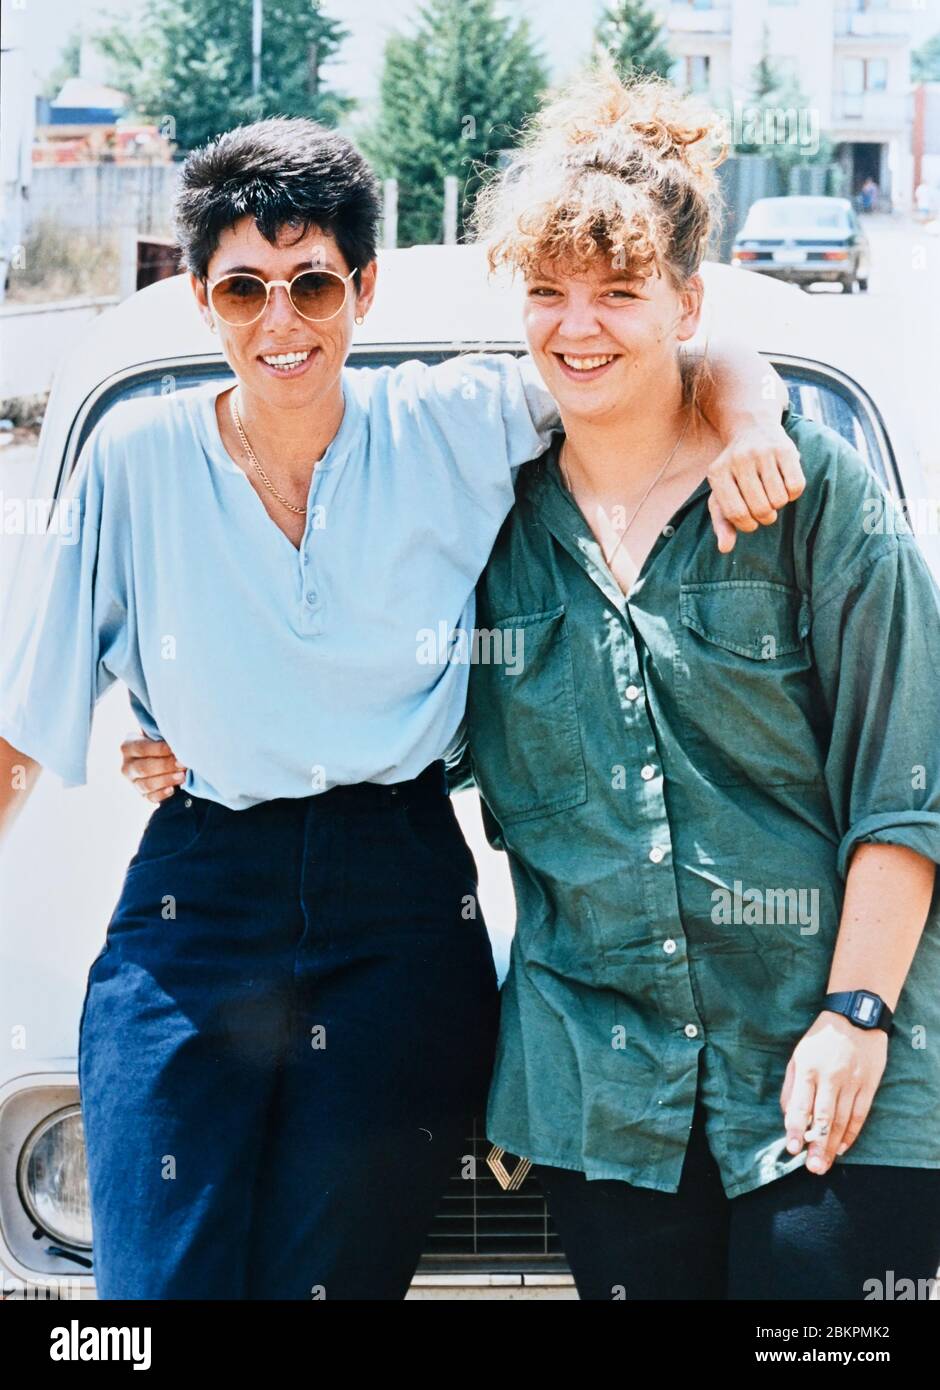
[11,0,940,103]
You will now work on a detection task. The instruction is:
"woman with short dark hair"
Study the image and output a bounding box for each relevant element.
[0,113,798,1299]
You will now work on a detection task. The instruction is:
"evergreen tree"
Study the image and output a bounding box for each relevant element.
[751,47,781,103]
[735,38,832,174]
[594,0,674,81]
[363,0,548,247]
[913,32,940,83]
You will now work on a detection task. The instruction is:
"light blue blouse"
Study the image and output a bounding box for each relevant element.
[0,355,557,808]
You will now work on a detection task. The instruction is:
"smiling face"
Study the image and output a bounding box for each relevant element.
[522,255,703,425]
[191,217,376,411]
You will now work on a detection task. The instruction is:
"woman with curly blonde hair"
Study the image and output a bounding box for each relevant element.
[466,59,940,1300]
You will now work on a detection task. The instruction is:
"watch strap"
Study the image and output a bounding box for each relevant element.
[824,990,894,1034]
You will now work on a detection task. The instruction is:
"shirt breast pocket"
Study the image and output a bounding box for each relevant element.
[467,603,588,826]
[673,580,822,788]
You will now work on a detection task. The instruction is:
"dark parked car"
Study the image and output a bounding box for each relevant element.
[732,196,871,293]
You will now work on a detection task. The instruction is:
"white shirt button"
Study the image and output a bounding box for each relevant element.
[663,938,677,955]
[305,591,317,606]
[184,798,192,808]
[641,764,655,781]
[684,1023,699,1039]
[662,524,676,538]
[649,846,665,863]
[625,684,641,701]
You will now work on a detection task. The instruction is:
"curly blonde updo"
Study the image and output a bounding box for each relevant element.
[472,53,728,288]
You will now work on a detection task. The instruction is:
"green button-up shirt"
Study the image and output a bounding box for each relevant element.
[464,407,940,1198]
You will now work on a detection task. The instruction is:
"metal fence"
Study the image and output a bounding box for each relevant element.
[713,156,842,260]
[27,158,843,265]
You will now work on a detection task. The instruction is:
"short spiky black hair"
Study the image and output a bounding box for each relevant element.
[172,116,381,286]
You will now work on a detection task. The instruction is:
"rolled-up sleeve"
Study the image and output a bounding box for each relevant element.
[0,422,124,785]
[809,536,940,878]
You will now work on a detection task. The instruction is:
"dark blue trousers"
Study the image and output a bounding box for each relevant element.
[532,1066,940,1300]
[78,762,499,1299]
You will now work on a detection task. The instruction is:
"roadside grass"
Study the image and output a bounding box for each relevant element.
[5,219,120,304]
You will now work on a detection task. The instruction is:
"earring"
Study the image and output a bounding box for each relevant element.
[207,318,217,333]
[355,315,364,325]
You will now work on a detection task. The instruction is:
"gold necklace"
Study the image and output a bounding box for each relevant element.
[559,410,692,570]
[229,388,309,516]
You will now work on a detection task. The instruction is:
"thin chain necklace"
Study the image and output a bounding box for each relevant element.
[229,388,309,516]
[559,409,692,571]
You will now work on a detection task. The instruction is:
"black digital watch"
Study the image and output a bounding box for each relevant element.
[823,990,894,1035]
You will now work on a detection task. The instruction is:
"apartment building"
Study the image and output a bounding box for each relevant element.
[663,0,916,207]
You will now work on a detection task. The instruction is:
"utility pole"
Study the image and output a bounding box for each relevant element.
[383,179,398,249]
[252,0,263,98]
[443,176,458,244]
[308,40,319,100]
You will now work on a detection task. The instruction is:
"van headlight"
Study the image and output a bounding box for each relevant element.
[16,1105,92,1250]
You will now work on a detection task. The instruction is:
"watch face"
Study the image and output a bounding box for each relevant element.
[852,993,879,1026]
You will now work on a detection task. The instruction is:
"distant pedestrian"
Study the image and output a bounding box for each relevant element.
[860,176,880,213]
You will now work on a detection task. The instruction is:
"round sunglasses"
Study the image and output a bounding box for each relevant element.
[206,267,358,326]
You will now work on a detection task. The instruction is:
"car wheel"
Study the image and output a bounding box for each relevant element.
[840,277,855,293]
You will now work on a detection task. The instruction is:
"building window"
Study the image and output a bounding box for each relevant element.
[866,58,888,91]
[843,58,887,94]
[842,58,863,115]
[688,55,711,92]
[841,56,887,114]
[669,55,711,93]
[667,54,711,94]
[843,57,863,92]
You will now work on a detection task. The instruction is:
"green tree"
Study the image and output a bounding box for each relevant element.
[92,0,352,153]
[362,0,548,247]
[735,41,832,173]
[912,33,940,83]
[594,0,674,81]
[750,46,780,103]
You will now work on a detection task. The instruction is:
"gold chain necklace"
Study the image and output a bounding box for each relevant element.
[559,409,692,570]
[229,388,309,516]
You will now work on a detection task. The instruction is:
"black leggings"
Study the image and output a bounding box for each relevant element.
[532,1091,940,1300]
